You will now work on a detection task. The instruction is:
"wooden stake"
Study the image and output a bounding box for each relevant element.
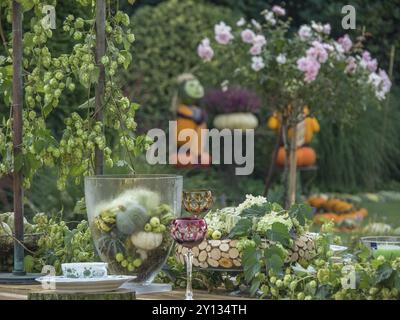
[94,0,106,175]
[286,122,297,209]
[12,0,24,275]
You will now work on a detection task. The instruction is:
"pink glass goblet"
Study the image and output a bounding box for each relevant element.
[170,217,207,300]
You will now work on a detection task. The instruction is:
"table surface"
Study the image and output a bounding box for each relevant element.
[0,283,251,300]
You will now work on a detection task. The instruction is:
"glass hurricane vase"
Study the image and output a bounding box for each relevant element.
[84,174,183,284]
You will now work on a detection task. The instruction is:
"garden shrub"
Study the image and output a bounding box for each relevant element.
[123,0,237,130]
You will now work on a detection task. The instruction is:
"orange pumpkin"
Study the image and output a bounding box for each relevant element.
[308,196,326,209]
[276,147,316,167]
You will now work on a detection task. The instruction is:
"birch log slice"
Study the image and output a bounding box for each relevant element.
[219,243,230,252]
[198,250,208,262]
[210,248,221,260]
[207,258,219,268]
[198,241,207,250]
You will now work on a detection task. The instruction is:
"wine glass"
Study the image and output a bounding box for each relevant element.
[170,190,213,300]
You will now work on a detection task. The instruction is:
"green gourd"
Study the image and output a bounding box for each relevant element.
[116,203,149,235]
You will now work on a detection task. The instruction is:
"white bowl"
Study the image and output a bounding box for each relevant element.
[61,262,108,278]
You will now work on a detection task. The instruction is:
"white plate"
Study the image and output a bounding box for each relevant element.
[35,275,135,293]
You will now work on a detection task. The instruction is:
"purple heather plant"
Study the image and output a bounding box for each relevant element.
[203,87,262,114]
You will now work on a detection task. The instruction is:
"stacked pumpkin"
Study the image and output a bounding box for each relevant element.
[267,107,320,168]
[308,195,368,230]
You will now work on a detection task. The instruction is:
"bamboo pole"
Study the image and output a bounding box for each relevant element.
[12,0,25,275]
[94,0,106,175]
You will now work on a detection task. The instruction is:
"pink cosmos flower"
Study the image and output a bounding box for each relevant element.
[297,56,321,83]
[214,22,234,45]
[337,34,352,52]
[241,29,256,44]
[251,56,265,72]
[298,25,312,41]
[272,5,286,16]
[197,38,214,62]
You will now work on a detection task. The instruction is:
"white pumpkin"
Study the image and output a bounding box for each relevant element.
[131,231,163,251]
[213,112,259,130]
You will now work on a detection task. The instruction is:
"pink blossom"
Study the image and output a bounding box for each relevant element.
[360,51,378,72]
[311,21,323,33]
[368,70,391,100]
[337,34,352,52]
[251,19,262,30]
[249,44,262,55]
[276,53,286,64]
[251,56,265,72]
[241,29,256,44]
[214,22,234,45]
[323,23,331,35]
[272,5,286,16]
[378,69,392,94]
[237,17,246,27]
[197,38,214,62]
[345,57,357,74]
[306,41,328,63]
[297,56,321,83]
[253,34,267,47]
[264,11,276,25]
[298,25,312,41]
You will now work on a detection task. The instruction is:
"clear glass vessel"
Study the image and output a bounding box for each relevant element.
[84,174,183,284]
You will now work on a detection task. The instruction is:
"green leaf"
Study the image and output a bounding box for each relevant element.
[266,222,291,247]
[240,203,272,218]
[289,203,313,225]
[227,218,252,238]
[120,50,132,70]
[394,271,400,291]
[374,263,393,285]
[42,103,53,118]
[249,278,261,296]
[357,270,372,290]
[242,246,261,283]
[315,285,332,300]
[89,66,100,84]
[18,0,34,12]
[78,97,95,109]
[265,245,286,275]
[128,0,136,4]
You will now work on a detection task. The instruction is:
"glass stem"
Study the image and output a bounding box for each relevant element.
[185,249,193,300]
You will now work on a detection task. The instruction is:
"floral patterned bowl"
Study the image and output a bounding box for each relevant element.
[61,262,108,278]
